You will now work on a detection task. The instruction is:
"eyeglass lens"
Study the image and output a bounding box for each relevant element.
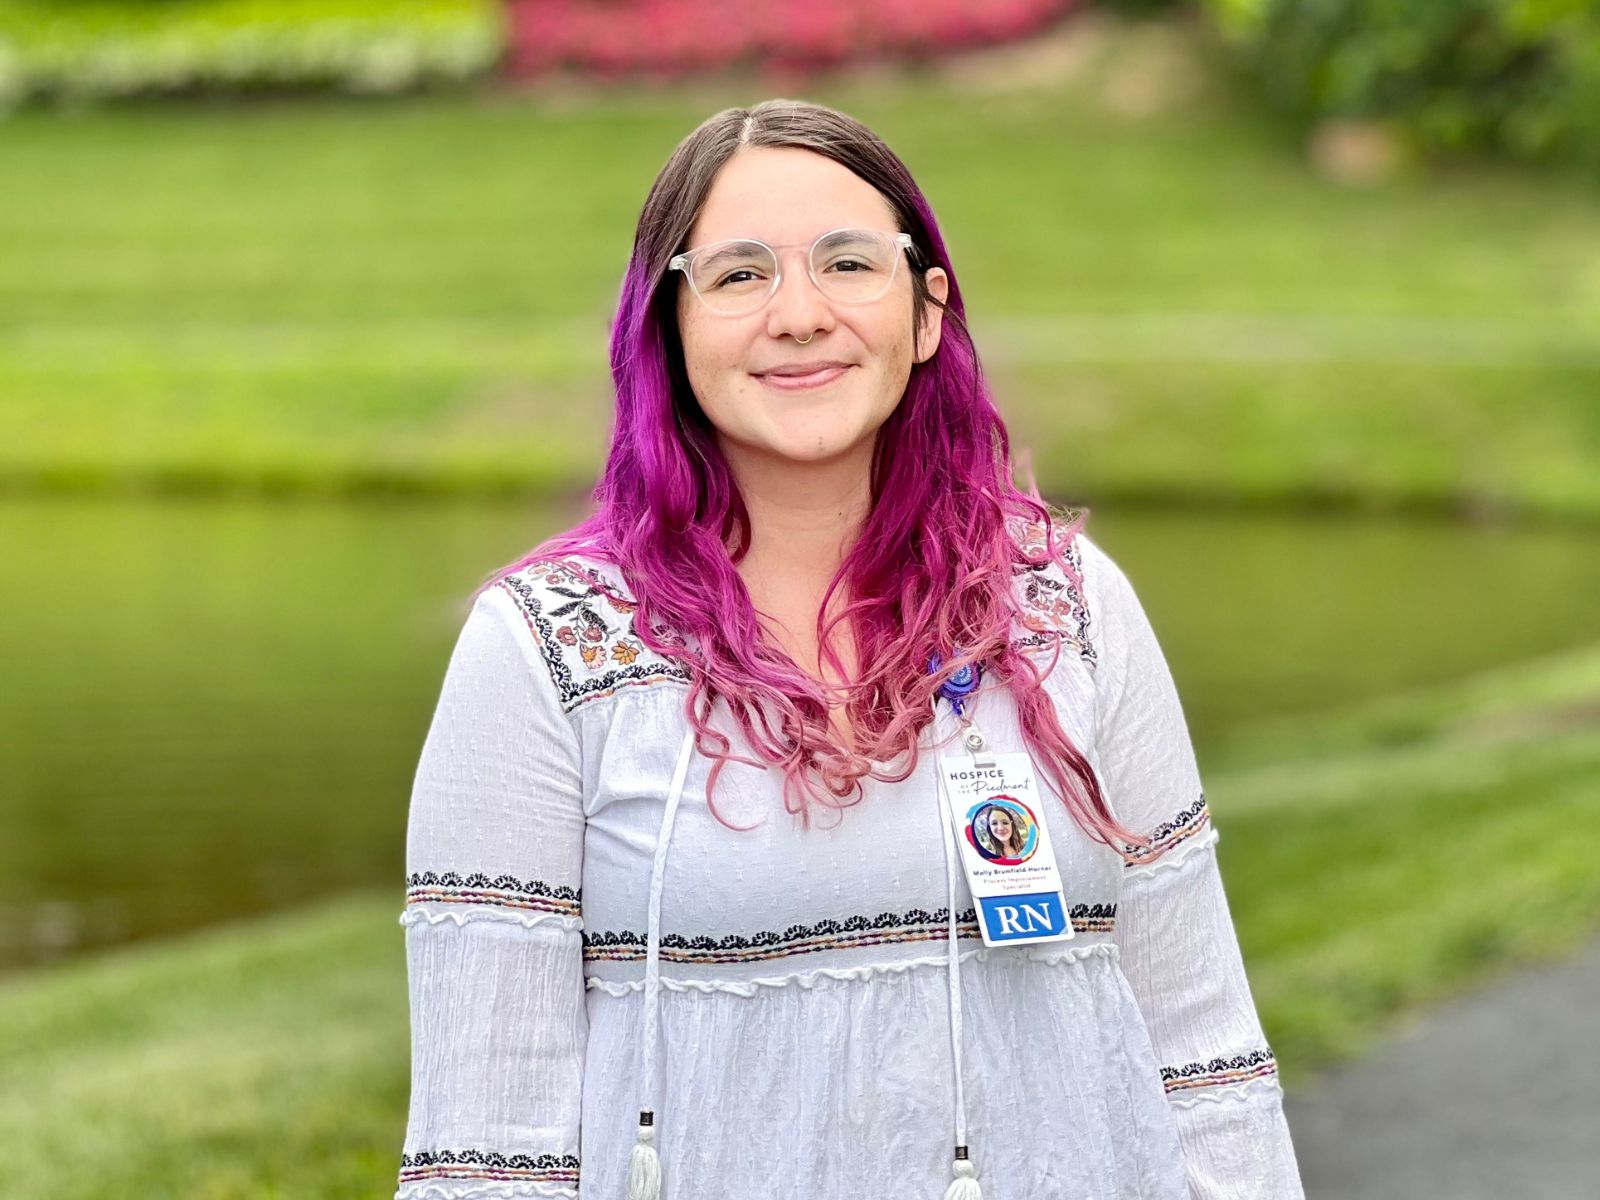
[687,229,902,315]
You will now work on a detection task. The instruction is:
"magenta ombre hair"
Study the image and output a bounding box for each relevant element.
[477,99,1159,865]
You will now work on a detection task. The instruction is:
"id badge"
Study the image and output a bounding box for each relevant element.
[938,749,1075,948]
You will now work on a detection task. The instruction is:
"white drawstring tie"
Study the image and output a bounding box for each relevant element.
[935,700,983,1199]
[627,725,698,1200]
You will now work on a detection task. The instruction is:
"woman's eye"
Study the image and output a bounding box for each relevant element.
[827,258,872,273]
[714,269,761,288]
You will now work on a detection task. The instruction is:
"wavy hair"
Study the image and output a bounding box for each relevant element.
[477,98,1158,864]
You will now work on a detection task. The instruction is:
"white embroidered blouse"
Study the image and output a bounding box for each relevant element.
[395,523,1307,1199]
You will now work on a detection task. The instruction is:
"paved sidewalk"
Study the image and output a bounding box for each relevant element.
[1283,934,1600,1199]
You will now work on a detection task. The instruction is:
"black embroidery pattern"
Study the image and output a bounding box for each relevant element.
[405,870,581,918]
[1124,793,1211,865]
[583,901,1117,964]
[1009,518,1098,668]
[1160,1047,1279,1096]
[498,559,689,713]
[399,1147,579,1186]
[1070,900,1118,933]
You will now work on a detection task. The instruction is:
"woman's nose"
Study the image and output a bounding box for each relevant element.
[765,252,832,340]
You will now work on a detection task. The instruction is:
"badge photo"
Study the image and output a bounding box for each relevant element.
[965,795,1038,866]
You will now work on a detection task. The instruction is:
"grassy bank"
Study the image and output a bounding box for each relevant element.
[2,634,1597,1196]
[0,891,408,1198]
[1214,641,1600,1072]
[2,16,1598,519]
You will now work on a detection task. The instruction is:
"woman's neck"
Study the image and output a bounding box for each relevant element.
[726,441,873,585]
[722,438,873,699]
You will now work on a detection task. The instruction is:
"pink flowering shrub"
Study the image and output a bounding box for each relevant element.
[503,0,1085,81]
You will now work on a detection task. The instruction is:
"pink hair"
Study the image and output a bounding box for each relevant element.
[473,100,1160,865]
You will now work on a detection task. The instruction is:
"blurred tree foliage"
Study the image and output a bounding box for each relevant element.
[1089,0,1600,170]
[1204,0,1600,169]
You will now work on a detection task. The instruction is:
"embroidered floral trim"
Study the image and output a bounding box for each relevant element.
[587,938,1123,996]
[1160,1047,1280,1097]
[405,871,581,919]
[1124,793,1212,866]
[399,1149,579,1188]
[1008,515,1097,668]
[498,559,690,713]
[583,901,1116,964]
[500,539,1096,712]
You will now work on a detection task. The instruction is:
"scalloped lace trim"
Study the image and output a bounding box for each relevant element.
[1166,1072,1285,1109]
[586,938,1120,996]
[1122,825,1220,888]
[398,906,582,932]
[395,1183,576,1200]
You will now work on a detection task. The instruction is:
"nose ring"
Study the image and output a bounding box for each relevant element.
[796,333,813,344]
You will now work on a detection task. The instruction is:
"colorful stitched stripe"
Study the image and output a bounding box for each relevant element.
[583,902,1116,964]
[1072,910,1117,934]
[405,870,581,919]
[1160,1047,1279,1096]
[399,1148,580,1187]
[1125,793,1211,865]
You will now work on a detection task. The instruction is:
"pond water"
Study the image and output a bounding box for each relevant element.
[3,494,1597,976]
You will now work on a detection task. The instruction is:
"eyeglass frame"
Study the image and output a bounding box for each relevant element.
[668,227,919,316]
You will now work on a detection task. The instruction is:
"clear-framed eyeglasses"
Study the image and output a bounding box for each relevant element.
[669,227,917,317]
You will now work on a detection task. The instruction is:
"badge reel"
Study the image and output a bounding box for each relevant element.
[931,654,1074,949]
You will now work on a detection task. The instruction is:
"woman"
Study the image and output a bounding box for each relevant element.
[982,806,1029,861]
[396,99,1305,1200]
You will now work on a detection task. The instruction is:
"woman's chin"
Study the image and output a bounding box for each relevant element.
[742,422,876,467]
[775,437,857,463]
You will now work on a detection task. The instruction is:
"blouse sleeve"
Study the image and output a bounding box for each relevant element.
[1082,536,1306,1200]
[395,582,588,1199]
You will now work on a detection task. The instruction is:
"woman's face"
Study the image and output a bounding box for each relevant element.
[988,810,1015,843]
[675,146,949,472]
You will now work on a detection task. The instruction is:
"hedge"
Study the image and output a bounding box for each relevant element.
[0,0,504,105]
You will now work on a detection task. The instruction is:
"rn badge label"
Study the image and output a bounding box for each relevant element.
[937,752,1074,947]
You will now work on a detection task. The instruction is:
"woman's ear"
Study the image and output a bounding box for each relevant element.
[914,268,950,364]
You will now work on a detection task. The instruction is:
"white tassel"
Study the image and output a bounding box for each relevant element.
[628,1115,662,1200]
[943,1153,982,1200]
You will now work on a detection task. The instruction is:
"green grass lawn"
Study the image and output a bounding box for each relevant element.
[2,633,1595,1197]
[2,15,1598,518]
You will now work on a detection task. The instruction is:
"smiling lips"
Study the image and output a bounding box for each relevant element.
[753,363,854,391]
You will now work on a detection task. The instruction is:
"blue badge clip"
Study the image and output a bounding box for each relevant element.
[928,650,982,717]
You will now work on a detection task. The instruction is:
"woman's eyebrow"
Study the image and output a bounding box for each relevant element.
[697,228,874,253]
[699,243,760,269]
